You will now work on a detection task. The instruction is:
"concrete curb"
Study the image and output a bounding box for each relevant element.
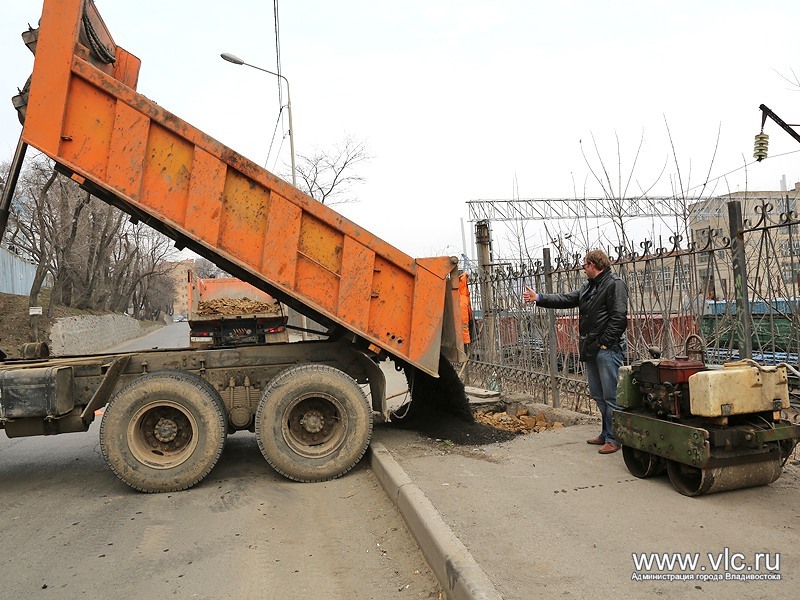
[370,442,502,600]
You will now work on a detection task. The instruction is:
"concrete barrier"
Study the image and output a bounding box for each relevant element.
[48,314,152,356]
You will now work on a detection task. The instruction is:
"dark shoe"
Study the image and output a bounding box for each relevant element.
[586,437,605,445]
[598,442,620,454]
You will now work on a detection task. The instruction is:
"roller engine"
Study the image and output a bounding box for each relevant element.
[630,356,705,419]
[614,349,800,496]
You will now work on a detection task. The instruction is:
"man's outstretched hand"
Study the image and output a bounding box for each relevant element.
[523,286,538,303]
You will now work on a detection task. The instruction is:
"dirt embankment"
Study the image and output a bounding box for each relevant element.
[0,290,73,357]
[0,291,159,358]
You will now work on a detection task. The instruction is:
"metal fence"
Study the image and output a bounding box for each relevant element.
[0,246,36,296]
[463,199,800,413]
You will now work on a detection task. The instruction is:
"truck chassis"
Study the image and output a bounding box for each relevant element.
[0,341,386,491]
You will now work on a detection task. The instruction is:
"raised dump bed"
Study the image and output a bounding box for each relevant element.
[15,0,461,376]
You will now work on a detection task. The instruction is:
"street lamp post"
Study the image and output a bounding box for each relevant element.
[220,52,296,187]
[221,52,307,340]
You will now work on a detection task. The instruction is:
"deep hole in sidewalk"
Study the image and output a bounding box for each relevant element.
[386,357,568,445]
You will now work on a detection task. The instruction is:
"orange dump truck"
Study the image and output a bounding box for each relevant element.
[0,0,462,492]
[187,271,289,348]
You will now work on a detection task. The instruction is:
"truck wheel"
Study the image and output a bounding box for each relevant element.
[100,370,227,493]
[255,365,373,482]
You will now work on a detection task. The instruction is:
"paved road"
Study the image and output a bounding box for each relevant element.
[376,418,800,600]
[107,321,190,352]
[0,429,440,599]
[0,326,442,599]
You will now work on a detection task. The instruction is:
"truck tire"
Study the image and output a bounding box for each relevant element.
[99,370,227,493]
[255,365,373,482]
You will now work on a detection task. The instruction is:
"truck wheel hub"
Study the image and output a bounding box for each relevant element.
[154,417,178,442]
[300,411,325,433]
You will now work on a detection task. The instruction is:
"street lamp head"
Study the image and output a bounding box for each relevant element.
[218,52,296,188]
[220,52,244,65]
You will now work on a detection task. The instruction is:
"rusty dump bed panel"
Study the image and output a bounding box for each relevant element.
[20,0,460,376]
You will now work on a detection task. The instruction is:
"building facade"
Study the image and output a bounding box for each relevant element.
[689,181,800,302]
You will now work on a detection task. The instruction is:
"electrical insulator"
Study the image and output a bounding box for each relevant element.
[754,132,769,161]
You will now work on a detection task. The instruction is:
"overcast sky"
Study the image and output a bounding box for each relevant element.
[1,1,799,260]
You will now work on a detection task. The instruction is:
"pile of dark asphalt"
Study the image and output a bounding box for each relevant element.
[385,356,518,446]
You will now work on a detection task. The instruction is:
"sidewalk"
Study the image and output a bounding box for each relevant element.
[371,411,800,600]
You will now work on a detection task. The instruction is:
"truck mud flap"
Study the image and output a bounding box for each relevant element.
[80,355,131,424]
[0,366,75,419]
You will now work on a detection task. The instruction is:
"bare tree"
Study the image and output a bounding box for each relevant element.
[57,197,126,310]
[579,129,668,252]
[105,224,178,318]
[193,257,227,279]
[773,67,800,90]
[6,157,68,322]
[5,156,180,321]
[138,269,176,320]
[289,135,370,205]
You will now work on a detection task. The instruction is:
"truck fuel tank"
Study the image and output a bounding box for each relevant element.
[0,366,74,419]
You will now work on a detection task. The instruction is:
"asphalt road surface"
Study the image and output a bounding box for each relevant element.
[0,430,441,599]
[0,326,441,599]
[107,321,191,352]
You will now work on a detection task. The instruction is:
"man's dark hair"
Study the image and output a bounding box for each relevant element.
[585,249,611,271]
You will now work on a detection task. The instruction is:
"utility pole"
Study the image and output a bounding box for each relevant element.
[475,220,496,365]
[728,200,752,359]
[543,248,560,408]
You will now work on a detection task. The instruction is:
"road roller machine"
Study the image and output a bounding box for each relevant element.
[614,352,800,496]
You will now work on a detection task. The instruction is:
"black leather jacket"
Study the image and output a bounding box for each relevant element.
[536,269,628,361]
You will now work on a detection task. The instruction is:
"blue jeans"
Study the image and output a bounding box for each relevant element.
[584,347,624,446]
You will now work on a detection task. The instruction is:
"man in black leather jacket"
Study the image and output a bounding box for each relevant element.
[523,249,628,454]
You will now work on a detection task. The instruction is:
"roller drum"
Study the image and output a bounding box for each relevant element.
[666,457,782,497]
